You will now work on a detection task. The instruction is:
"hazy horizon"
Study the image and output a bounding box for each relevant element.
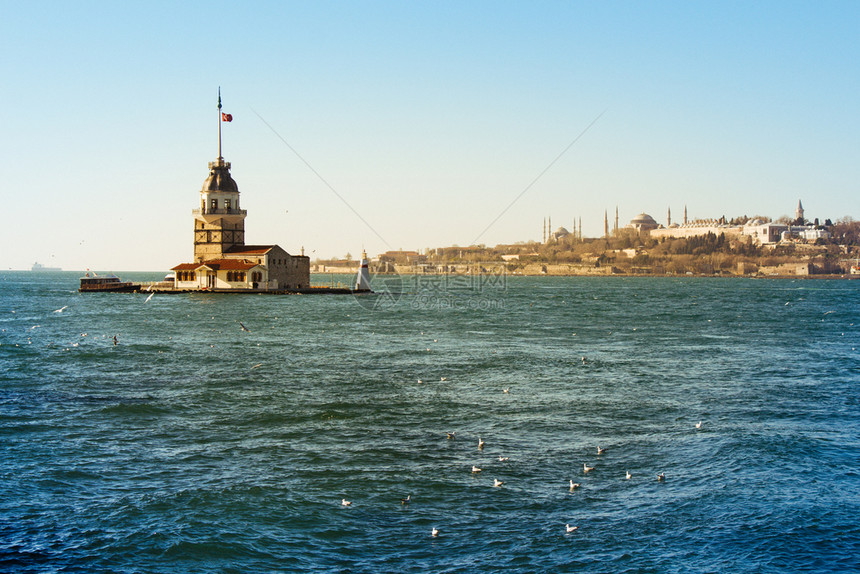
[3,1,858,271]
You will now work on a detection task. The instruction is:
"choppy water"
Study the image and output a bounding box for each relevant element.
[1,271,858,573]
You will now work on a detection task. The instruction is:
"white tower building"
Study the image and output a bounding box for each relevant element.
[355,249,371,291]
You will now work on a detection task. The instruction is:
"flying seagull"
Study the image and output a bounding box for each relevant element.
[239,322,250,332]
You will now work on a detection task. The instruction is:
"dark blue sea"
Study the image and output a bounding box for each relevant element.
[1,271,858,573]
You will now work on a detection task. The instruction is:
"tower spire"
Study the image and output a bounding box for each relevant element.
[218,87,223,160]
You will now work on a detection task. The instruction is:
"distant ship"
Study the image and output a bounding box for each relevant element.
[32,262,61,272]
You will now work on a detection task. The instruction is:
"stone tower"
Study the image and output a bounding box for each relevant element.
[192,158,246,262]
[192,90,246,262]
[796,200,804,222]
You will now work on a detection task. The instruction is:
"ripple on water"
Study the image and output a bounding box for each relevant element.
[0,274,858,573]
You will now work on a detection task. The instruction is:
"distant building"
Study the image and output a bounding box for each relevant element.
[547,226,571,243]
[742,220,786,244]
[651,219,741,241]
[379,250,425,264]
[626,213,660,232]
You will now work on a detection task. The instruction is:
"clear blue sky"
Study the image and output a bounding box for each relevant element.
[2,1,858,271]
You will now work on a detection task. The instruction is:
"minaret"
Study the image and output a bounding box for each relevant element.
[684,205,688,225]
[543,218,546,243]
[355,249,371,290]
[668,207,672,227]
[578,217,582,240]
[796,200,804,222]
[614,206,619,234]
[193,90,246,262]
[604,210,609,239]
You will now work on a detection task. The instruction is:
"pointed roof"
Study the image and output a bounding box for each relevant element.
[202,157,239,193]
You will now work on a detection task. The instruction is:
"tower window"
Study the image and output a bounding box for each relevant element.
[210,199,218,211]
[225,199,232,212]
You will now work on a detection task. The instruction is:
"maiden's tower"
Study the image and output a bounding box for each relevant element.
[171,92,310,291]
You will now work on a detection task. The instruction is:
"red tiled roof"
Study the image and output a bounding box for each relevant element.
[225,245,275,255]
[171,259,261,272]
[198,259,261,271]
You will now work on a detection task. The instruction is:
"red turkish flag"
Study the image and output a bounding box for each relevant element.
[221,112,233,122]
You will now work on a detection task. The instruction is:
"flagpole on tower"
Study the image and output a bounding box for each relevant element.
[217,87,223,160]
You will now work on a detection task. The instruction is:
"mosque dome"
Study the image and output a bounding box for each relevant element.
[627,213,659,232]
[630,213,657,226]
[203,159,239,193]
[554,227,570,236]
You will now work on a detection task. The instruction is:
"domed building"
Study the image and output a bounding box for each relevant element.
[548,226,571,243]
[627,213,659,232]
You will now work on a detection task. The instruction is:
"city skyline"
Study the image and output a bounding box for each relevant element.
[2,1,858,271]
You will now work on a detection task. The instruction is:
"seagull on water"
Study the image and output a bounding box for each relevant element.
[695,421,703,429]
[657,473,666,481]
[498,456,509,462]
[431,527,439,537]
[446,431,456,440]
[565,524,579,533]
[503,388,509,393]
[626,471,632,480]
[341,499,352,507]
[493,478,504,487]
[478,437,485,450]
[597,445,606,455]
[472,466,482,473]
[569,480,581,491]
[583,463,594,474]
[440,376,447,381]
[400,495,411,505]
